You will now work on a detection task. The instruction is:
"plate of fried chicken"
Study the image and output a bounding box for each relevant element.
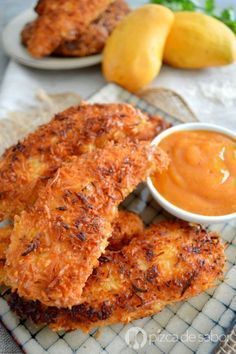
[2,0,130,69]
[0,84,235,354]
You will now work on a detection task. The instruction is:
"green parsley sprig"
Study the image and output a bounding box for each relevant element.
[150,0,236,34]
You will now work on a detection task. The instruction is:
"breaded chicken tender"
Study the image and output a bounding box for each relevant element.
[0,103,169,221]
[8,221,225,332]
[0,226,12,284]
[21,22,35,47]
[108,210,144,251]
[0,211,141,285]
[22,0,130,57]
[56,0,130,57]
[26,0,114,57]
[5,141,168,308]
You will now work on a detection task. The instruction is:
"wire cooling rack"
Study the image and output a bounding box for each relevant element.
[0,83,235,354]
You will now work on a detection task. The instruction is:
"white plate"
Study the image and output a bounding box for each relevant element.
[2,9,102,70]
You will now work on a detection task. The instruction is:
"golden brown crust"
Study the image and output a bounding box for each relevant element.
[0,226,12,284]
[108,210,144,251]
[0,103,170,221]
[5,140,168,308]
[56,0,130,56]
[8,221,225,332]
[22,0,130,57]
[21,22,34,47]
[25,0,114,57]
[0,211,141,284]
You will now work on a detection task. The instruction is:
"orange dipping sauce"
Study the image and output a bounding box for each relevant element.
[152,130,236,216]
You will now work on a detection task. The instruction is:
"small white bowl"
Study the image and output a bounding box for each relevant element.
[147,122,236,224]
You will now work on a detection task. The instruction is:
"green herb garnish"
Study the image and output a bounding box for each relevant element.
[150,0,236,34]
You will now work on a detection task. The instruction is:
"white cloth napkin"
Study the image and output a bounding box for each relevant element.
[0,60,236,131]
[152,64,236,130]
[0,60,106,116]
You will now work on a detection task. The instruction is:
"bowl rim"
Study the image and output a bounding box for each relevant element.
[147,122,236,224]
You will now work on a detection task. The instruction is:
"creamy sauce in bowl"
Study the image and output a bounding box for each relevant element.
[152,130,236,216]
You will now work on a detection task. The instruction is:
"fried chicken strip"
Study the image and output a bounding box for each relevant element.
[107,210,144,251]
[5,140,168,308]
[56,0,130,57]
[26,0,114,57]
[8,221,225,332]
[22,0,130,57]
[0,103,169,221]
[0,211,142,285]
